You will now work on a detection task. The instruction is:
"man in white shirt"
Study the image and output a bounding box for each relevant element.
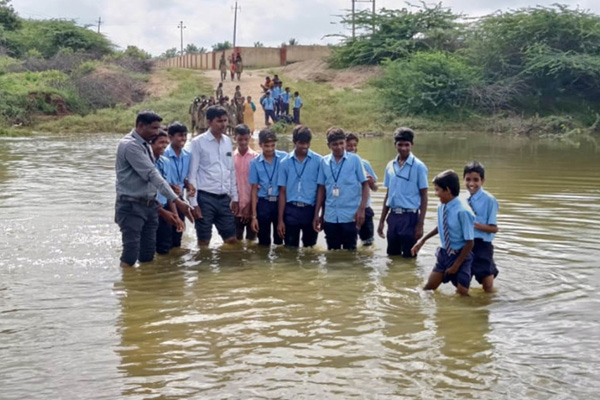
[188,106,239,245]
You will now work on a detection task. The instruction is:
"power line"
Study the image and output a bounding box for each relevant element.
[97,17,102,33]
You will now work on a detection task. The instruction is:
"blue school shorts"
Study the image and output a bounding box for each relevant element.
[433,247,473,289]
[471,239,499,284]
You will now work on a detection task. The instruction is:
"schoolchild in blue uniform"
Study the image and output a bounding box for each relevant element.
[293,91,303,124]
[152,130,185,254]
[345,133,378,246]
[464,161,499,292]
[378,128,428,257]
[281,87,291,116]
[313,127,369,251]
[249,129,287,246]
[277,125,322,247]
[412,170,475,296]
[261,91,276,126]
[163,122,194,249]
[271,83,282,115]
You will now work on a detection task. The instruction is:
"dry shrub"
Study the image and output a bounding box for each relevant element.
[74,69,146,109]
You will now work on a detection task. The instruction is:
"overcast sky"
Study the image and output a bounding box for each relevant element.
[12,0,600,56]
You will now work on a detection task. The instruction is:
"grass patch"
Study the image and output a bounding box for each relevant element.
[33,68,212,134]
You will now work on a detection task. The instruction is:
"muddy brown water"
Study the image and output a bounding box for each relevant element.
[1,132,599,399]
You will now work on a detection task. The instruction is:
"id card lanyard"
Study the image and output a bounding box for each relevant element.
[331,157,346,197]
[293,156,309,192]
[262,156,279,195]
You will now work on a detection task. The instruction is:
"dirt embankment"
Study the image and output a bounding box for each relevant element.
[199,60,382,104]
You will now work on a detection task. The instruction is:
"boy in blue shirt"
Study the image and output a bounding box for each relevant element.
[249,129,287,246]
[293,91,303,124]
[277,125,322,247]
[152,130,185,254]
[345,133,378,246]
[464,161,499,292]
[271,82,282,116]
[261,91,276,126]
[164,122,195,249]
[314,128,369,250]
[281,87,291,116]
[378,128,428,257]
[412,170,475,296]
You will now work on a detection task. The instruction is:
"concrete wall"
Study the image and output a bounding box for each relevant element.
[286,45,332,64]
[156,45,331,70]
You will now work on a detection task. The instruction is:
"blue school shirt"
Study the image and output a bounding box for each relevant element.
[271,86,282,100]
[317,151,367,224]
[249,150,287,198]
[437,197,475,251]
[155,155,171,206]
[468,188,498,242]
[383,153,428,210]
[163,145,190,189]
[294,96,303,108]
[277,149,322,205]
[362,158,378,208]
[281,92,291,104]
[261,95,275,111]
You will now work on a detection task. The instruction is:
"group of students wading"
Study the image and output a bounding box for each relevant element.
[115,108,500,296]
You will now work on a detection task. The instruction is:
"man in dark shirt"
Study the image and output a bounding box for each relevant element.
[115,110,193,267]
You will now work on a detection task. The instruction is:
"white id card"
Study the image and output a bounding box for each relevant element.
[333,187,340,197]
[268,185,273,195]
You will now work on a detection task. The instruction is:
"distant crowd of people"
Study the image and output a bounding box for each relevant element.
[188,73,303,134]
[115,108,500,296]
[219,52,243,82]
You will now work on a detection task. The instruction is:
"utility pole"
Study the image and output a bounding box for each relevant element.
[232,1,241,48]
[177,21,186,55]
[351,0,376,38]
[97,17,102,34]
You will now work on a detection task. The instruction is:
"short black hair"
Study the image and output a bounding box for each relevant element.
[433,170,460,197]
[393,127,415,143]
[206,106,228,121]
[346,132,359,143]
[294,91,299,96]
[234,124,251,136]
[168,121,188,136]
[258,129,277,144]
[292,125,312,143]
[463,160,485,179]
[150,130,168,144]
[326,126,346,144]
[136,110,162,126]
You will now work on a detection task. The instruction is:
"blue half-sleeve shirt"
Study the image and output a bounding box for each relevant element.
[361,158,377,208]
[437,197,475,251]
[164,145,191,189]
[249,150,287,198]
[317,151,367,224]
[277,149,322,205]
[383,153,428,210]
[155,155,171,206]
[468,188,498,242]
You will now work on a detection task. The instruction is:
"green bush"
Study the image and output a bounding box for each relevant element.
[375,51,480,115]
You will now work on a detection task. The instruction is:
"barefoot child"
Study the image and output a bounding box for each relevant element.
[412,170,475,296]
[464,161,499,292]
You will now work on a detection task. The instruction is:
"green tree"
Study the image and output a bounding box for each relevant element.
[253,41,264,48]
[211,41,232,51]
[0,0,20,31]
[330,3,462,68]
[123,45,151,60]
[160,47,178,59]
[375,51,480,115]
[288,38,298,46]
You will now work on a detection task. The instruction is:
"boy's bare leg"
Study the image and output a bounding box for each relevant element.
[424,272,444,291]
[456,284,469,296]
[482,275,495,293]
